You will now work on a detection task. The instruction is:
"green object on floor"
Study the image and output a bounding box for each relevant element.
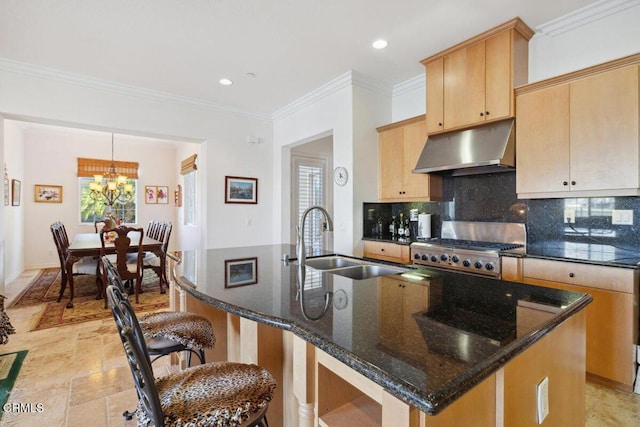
[0,350,29,420]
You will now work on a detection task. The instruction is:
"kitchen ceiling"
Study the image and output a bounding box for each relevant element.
[0,0,599,117]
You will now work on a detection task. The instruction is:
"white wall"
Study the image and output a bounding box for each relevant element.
[0,62,273,268]
[273,83,354,253]
[18,123,184,269]
[272,72,391,256]
[3,121,25,283]
[529,4,640,82]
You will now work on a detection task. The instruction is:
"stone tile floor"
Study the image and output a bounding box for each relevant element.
[1,269,640,426]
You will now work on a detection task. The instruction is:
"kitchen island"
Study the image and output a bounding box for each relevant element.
[169,245,591,427]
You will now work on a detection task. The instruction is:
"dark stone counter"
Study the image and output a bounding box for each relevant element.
[172,244,591,415]
[504,240,640,268]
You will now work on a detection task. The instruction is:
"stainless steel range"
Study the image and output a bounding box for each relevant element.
[410,221,526,278]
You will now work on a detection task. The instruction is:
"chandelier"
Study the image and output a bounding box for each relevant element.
[88,134,133,207]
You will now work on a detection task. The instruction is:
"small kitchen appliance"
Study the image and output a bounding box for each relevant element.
[417,213,432,239]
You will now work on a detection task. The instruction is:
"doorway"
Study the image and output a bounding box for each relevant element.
[291,136,333,252]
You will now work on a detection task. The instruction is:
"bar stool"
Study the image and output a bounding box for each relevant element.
[106,282,275,426]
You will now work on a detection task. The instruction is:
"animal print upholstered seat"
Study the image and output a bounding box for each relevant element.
[139,311,216,351]
[136,361,276,427]
[106,282,276,427]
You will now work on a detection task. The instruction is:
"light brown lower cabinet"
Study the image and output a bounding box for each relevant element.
[521,257,639,392]
[363,240,410,264]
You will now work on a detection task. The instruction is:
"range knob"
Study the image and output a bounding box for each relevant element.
[421,254,428,261]
[485,262,495,271]
[440,254,449,261]
[451,255,460,263]
[474,261,483,269]
[430,255,439,262]
[462,259,471,267]
[414,253,421,260]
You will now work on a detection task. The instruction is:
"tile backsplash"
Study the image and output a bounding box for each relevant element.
[364,171,640,250]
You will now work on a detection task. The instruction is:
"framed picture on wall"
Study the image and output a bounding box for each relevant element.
[145,186,157,204]
[224,257,258,288]
[11,179,21,206]
[34,184,63,203]
[156,186,169,204]
[225,176,258,204]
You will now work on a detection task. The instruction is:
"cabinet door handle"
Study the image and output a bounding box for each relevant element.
[571,181,576,186]
[485,111,490,116]
[438,122,443,127]
[563,181,568,186]
[380,248,385,252]
[569,273,575,278]
[480,112,484,116]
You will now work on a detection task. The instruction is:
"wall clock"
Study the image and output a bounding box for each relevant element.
[333,289,348,310]
[333,166,348,186]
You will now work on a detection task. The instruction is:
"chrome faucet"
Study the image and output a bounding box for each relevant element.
[296,205,334,268]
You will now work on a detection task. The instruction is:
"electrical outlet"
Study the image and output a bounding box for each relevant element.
[564,209,575,224]
[537,376,549,424]
[612,209,633,225]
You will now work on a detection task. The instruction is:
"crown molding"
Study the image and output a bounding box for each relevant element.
[536,0,640,36]
[0,57,271,121]
[393,74,425,97]
[272,71,392,121]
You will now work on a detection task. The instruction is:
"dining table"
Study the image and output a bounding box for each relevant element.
[64,232,163,308]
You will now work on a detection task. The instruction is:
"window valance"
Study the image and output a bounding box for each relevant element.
[180,154,198,175]
[77,158,139,179]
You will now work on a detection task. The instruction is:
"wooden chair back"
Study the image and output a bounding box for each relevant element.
[100,226,144,302]
[94,219,109,233]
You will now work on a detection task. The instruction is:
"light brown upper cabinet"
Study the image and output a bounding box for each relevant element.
[422,18,532,134]
[516,55,640,198]
[377,115,442,201]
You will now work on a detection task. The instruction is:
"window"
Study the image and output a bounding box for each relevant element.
[79,177,137,224]
[183,170,196,226]
[564,197,616,237]
[292,156,329,253]
[181,154,198,226]
[77,157,139,225]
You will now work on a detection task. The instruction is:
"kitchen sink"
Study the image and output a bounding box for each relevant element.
[294,256,408,280]
[328,264,407,280]
[303,256,360,270]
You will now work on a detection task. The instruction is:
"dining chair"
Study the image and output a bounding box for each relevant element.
[50,221,99,303]
[146,220,161,240]
[94,219,109,233]
[106,282,275,427]
[100,225,144,304]
[142,221,172,293]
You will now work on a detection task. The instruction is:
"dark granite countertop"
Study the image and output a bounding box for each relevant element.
[172,244,591,415]
[504,241,640,269]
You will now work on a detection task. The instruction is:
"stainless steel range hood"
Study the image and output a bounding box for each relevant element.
[412,118,515,176]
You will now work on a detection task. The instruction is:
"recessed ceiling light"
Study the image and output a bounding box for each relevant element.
[219,78,233,86]
[372,39,388,49]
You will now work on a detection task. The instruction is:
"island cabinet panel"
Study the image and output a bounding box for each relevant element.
[522,257,639,392]
[516,56,640,198]
[503,310,586,426]
[377,116,443,201]
[422,18,532,135]
[364,240,411,264]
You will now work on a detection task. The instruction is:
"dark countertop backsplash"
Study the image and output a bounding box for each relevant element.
[365,171,640,264]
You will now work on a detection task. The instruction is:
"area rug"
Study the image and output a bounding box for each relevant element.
[0,350,28,420]
[9,269,169,331]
